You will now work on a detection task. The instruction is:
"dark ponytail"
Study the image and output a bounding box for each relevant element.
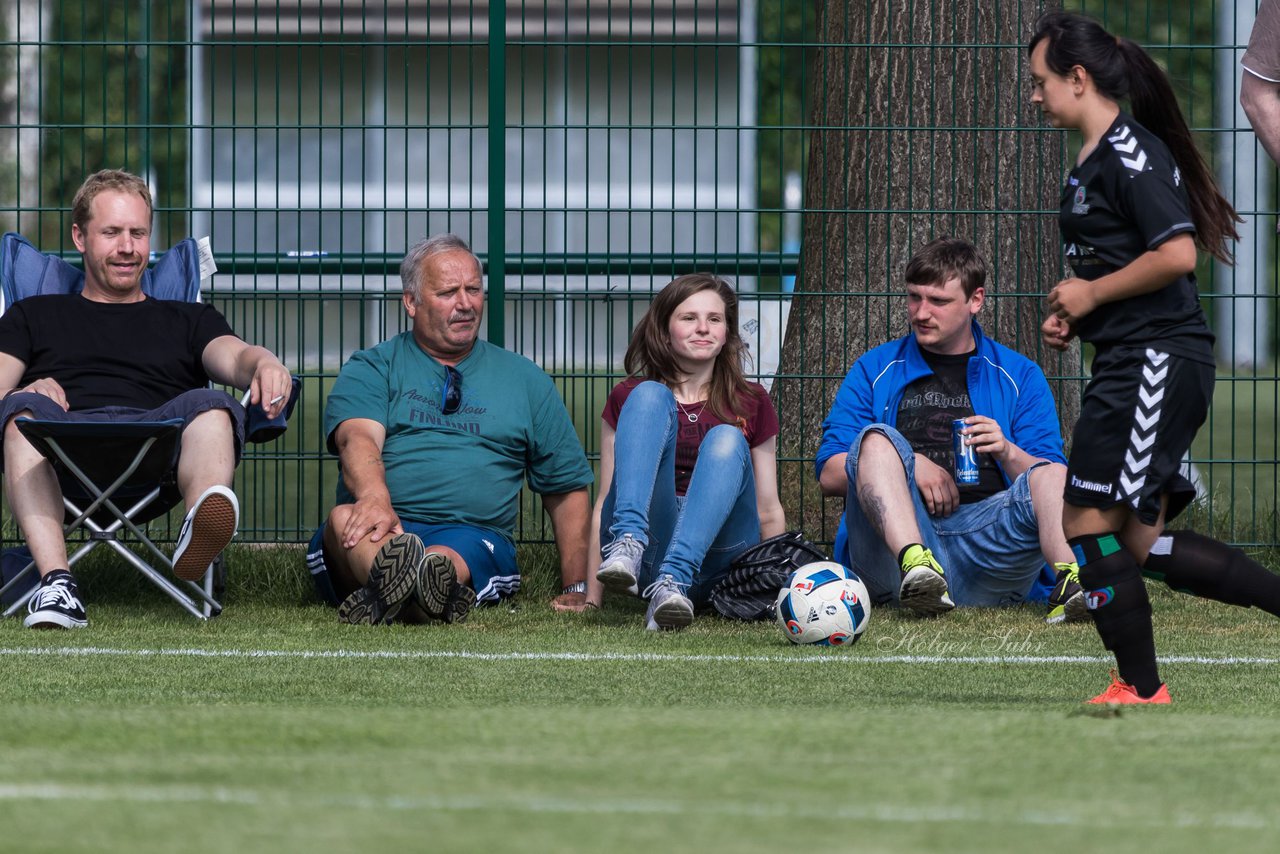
[1030,12,1241,264]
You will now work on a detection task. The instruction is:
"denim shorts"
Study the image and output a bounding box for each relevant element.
[0,388,246,472]
[841,423,1051,607]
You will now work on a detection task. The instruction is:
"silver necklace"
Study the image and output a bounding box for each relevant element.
[676,400,702,423]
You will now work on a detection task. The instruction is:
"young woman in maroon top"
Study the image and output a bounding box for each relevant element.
[589,274,786,630]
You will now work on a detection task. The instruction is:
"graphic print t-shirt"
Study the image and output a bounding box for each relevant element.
[324,335,593,541]
[895,349,1003,503]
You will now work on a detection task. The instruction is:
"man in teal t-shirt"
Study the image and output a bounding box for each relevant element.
[307,234,593,625]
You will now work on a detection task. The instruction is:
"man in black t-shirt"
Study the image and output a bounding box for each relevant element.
[0,169,292,629]
[817,238,1083,621]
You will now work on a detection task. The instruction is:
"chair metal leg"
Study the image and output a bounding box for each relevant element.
[4,510,225,623]
[0,558,39,618]
[103,540,211,621]
[42,435,165,532]
[6,420,230,622]
[1,536,107,617]
[73,490,225,617]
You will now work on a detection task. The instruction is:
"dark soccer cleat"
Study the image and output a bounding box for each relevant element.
[1046,561,1088,624]
[898,544,955,616]
[24,570,88,630]
[338,533,425,625]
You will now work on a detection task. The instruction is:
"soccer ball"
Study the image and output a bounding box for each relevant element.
[774,561,871,646]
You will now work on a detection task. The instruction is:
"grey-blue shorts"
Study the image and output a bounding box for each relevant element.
[0,388,246,473]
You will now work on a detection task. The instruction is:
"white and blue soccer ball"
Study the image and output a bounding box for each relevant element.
[774,561,871,646]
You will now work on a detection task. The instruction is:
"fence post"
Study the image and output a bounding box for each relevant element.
[487,1,506,346]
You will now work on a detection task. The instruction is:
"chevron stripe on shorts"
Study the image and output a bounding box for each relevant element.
[1116,348,1169,508]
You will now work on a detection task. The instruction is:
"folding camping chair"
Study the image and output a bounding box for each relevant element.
[0,232,298,620]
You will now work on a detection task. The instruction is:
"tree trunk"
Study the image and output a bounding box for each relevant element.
[0,0,50,235]
[774,0,1081,542]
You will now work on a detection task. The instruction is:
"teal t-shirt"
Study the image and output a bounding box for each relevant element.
[324,335,593,542]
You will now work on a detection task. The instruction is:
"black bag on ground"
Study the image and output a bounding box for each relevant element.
[708,531,830,621]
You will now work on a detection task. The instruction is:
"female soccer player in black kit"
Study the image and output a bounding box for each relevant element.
[1029,11,1280,704]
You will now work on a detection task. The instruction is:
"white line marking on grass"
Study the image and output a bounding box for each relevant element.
[0,646,1276,666]
[0,782,1271,830]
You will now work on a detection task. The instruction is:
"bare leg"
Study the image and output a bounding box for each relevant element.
[1028,462,1074,565]
[1062,503,1134,541]
[321,508,472,594]
[854,431,924,554]
[3,415,68,575]
[1063,495,1168,562]
[175,409,235,508]
[1119,496,1169,563]
[322,504,383,594]
[322,506,475,625]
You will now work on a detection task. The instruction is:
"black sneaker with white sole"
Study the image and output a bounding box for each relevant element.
[24,570,88,629]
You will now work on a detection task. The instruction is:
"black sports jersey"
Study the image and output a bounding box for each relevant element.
[1058,112,1215,364]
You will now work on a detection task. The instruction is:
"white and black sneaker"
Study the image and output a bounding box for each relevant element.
[24,570,88,629]
[172,485,239,581]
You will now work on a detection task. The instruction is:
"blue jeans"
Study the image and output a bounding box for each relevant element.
[843,424,1048,607]
[601,381,760,605]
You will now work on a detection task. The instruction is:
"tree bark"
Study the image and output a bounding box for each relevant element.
[774,0,1081,542]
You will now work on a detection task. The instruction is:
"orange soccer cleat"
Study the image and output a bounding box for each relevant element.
[1086,670,1172,705]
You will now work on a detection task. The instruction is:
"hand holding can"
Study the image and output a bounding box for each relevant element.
[953,418,979,485]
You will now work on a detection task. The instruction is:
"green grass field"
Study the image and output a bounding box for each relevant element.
[2,547,1279,853]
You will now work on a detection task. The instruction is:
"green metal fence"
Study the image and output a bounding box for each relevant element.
[0,1,1275,549]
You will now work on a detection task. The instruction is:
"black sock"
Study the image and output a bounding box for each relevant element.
[1144,530,1280,618]
[42,568,74,585]
[1071,533,1162,698]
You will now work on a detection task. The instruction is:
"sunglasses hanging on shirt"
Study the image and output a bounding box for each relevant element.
[442,365,463,415]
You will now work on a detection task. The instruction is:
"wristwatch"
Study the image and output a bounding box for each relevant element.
[561,581,587,595]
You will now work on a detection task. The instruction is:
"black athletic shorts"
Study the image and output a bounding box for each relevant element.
[1065,345,1213,526]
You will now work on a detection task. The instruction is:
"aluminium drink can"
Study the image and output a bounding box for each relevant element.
[953,418,979,485]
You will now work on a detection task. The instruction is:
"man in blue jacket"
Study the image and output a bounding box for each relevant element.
[817,237,1083,621]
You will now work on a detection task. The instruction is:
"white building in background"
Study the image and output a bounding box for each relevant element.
[190,1,766,372]
[1217,0,1273,369]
